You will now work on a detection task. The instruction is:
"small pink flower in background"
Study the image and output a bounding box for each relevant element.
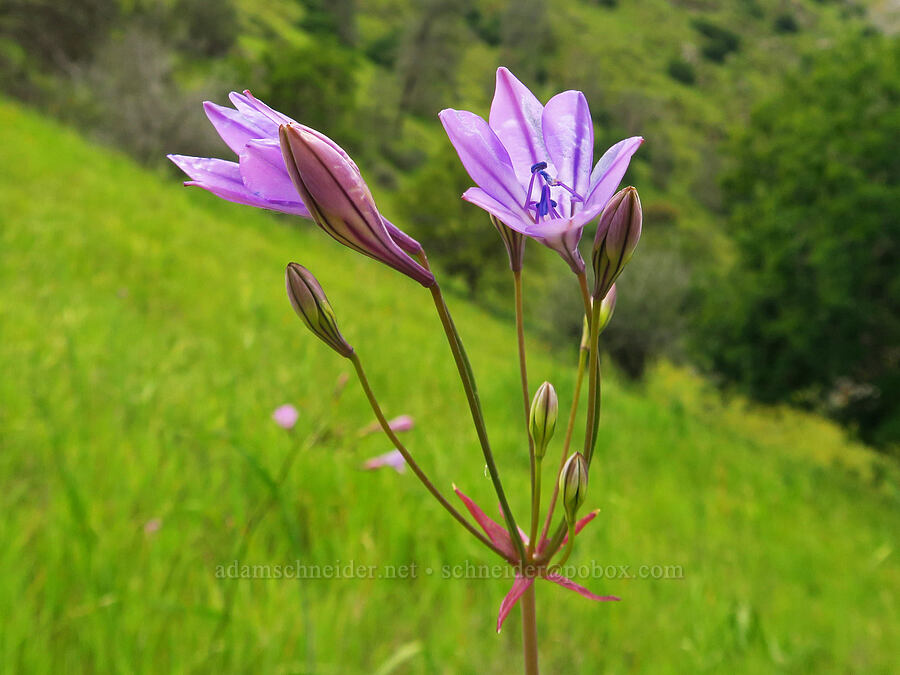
[359,415,414,436]
[453,486,619,632]
[363,449,407,473]
[144,518,162,535]
[272,404,299,430]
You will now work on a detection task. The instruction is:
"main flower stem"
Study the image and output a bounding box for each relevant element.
[521,583,539,675]
[414,251,526,563]
[427,283,527,562]
[514,270,539,555]
[349,352,509,561]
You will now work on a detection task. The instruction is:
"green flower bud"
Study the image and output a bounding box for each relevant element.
[529,381,558,460]
[592,187,642,300]
[285,263,354,358]
[580,310,591,351]
[596,284,618,334]
[559,452,589,524]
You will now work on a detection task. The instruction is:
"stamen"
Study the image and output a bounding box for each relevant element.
[524,160,585,221]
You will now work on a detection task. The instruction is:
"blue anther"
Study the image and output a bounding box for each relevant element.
[530,162,548,173]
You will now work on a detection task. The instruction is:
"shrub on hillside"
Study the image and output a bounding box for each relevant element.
[668,58,697,85]
[692,19,741,62]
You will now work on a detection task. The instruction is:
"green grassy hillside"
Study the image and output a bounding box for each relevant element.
[1,100,897,673]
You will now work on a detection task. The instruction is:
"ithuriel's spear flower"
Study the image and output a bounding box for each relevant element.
[440,67,643,273]
[168,91,433,287]
[452,486,618,632]
[285,263,354,358]
[593,186,642,300]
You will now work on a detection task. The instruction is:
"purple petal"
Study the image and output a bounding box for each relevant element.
[453,485,516,559]
[586,137,643,210]
[204,101,273,155]
[272,404,299,429]
[230,90,295,128]
[546,573,620,602]
[439,109,528,217]
[489,67,549,188]
[542,91,593,215]
[239,138,309,207]
[233,90,365,175]
[461,188,531,232]
[363,449,407,473]
[168,154,309,216]
[497,574,534,633]
[381,218,423,255]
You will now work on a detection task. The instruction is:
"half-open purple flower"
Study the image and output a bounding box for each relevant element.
[439,68,643,273]
[168,91,311,217]
[168,91,433,287]
[453,486,619,632]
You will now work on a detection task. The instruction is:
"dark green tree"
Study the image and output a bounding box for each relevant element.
[700,36,900,446]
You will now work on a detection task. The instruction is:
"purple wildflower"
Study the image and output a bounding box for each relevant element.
[168,91,433,287]
[363,449,407,473]
[439,68,643,273]
[272,404,299,430]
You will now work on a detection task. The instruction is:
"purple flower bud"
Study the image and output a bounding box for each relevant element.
[592,187,642,300]
[285,263,354,358]
[529,382,558,460]
[279,124,435,287]
[560,452,589,524]
[272,404,299,429]
[490,215,525,272]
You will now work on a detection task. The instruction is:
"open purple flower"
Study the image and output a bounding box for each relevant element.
[453,486,619,632]
[168,91,432,286]
[439,68,643,273]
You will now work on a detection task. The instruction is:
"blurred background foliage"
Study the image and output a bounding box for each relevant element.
[1,0,896,450]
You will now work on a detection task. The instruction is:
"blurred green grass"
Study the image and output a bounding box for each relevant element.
[0,99,897,673]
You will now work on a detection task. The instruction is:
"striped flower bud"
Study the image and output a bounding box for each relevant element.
[529,381,558,460]
[285,263,354,358]
[592,187,642,300]
[490,215,525,272]
[559,452,589,524]
[279,124,435,288]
